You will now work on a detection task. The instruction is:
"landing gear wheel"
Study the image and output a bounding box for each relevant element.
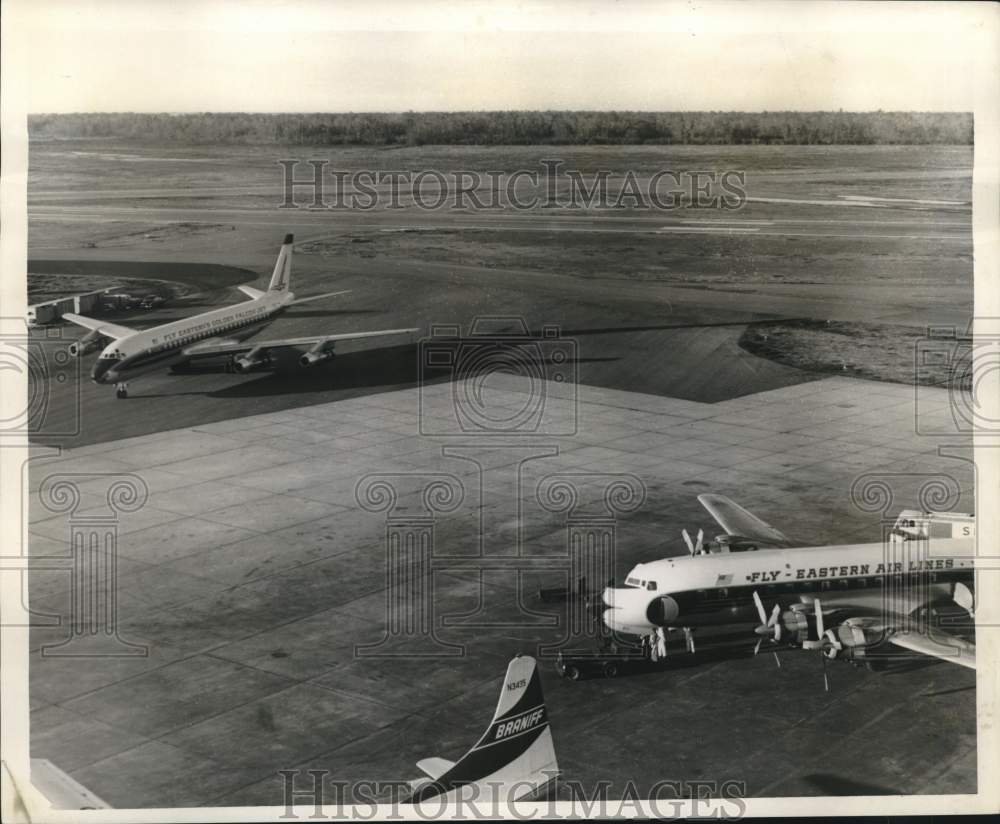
[602,662,619,679]
[115,384,128,399]
[565,664,581,681]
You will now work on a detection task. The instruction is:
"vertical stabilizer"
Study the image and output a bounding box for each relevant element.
[409,656,559,804]
[268,233,294,291]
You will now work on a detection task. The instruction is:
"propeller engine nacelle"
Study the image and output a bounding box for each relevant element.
[233,348,272,373]
[818,619,883,664]
[68,330,104,357]
[803,599,887,689]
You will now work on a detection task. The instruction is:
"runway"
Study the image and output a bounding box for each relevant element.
[26,375,976,805]
[29,203,970,241]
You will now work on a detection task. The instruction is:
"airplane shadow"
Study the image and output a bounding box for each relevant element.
[132,345,620,400]
[922,684,975,698]
[563,628,761,682]
[803,774,902,796]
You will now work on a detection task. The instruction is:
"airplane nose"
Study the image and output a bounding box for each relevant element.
[91,358,116,384]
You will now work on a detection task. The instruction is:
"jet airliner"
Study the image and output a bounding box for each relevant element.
[63,234,417,397]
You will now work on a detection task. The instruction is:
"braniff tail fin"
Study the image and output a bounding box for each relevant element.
[408,655,559,804]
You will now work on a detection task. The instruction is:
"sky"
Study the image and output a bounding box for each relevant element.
[9,0,993,113]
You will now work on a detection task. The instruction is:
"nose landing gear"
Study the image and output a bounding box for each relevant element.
[115,383,129,399]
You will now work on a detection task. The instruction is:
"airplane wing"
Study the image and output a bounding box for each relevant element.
[415,758,456,781]
[181,327,419,358]
[61,313,136,340]
[235,287,348,303]
[697,493,794,547]
[888,628,976,670]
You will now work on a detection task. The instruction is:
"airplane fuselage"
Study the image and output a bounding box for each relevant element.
[91,290,294,385]
[602,537,977,635]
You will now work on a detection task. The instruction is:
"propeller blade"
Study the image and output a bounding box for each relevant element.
[814,598,825,638]
[768,604,780,627]
[773,651,782,668]
[752,591,767,625]
[682,529,694,555]
[754,637,763,656]
[695,529,704,554]
[821,653,830,692]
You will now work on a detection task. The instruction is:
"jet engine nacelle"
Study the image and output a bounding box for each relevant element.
[299,347,334,367]
[233,348,272,373]
[69,330,103,358]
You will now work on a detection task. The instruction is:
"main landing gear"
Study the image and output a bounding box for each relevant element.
[115,383,129,399]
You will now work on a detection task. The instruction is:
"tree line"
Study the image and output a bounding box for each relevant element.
[28,111,972,146]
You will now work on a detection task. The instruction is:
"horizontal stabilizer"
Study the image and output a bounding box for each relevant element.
[416,758,456,780]
[697,493,793,547]
[237,285,265,300]
[61,313,135,340]
[288,289,352,306]
[954,582,975,616]
[31,758,110,809]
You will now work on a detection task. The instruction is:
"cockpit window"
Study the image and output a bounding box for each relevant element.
[646,581,657,591]
[625,576,641,588]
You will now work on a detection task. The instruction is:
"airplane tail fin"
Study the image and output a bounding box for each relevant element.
[268,233,294,292]
[409,655,559,804]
